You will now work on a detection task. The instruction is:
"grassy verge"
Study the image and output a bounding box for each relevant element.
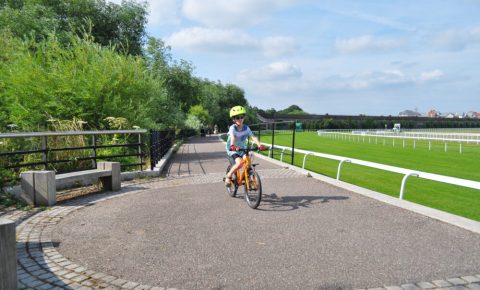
[259,132,480,221]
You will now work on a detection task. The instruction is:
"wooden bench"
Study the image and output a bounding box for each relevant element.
[20,162,120,206]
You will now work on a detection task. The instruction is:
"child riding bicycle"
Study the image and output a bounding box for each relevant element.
[225,105,265,186]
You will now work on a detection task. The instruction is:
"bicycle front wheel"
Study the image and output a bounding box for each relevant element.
[244,170,262,209]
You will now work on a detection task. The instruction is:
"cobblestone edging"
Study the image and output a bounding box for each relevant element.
[2,170,479,290]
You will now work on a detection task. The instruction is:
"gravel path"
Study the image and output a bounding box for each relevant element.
[49,136,480,290]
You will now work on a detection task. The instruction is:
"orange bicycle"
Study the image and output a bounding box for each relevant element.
[224,147,265,209]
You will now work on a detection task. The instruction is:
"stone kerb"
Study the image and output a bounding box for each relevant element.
[9,179,187,290]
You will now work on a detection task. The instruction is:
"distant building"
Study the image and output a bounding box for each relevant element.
[427,109,438,118]
[444,113,455,118]
[466,111,480,118]
[399,110,421,117]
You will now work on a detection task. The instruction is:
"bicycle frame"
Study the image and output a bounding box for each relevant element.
[234,152,253,190]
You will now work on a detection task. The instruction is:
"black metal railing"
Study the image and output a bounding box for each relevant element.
[148,128,199,170]
[249,121,298,165]
[0,130,147,185]
[1,128,202,186]
[149,129,175,170]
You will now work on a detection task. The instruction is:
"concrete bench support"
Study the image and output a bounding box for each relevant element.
[20,162,121,207]
[0,218,17,290]
[20,171,56,206]
[97,162,121,191]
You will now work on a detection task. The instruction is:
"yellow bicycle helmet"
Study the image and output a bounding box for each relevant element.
[230,106,247,118]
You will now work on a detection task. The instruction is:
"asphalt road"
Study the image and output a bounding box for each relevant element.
[53,136,480,290]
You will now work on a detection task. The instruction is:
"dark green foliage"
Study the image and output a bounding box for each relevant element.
[0,31,172,130]
[278,105,308,115]
[0,0,254,135]
[0,0,148,55]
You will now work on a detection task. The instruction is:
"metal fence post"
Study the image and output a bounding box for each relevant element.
[42,135,48,169]
[149,130,155,170]
[271,122,276,159]
[399,172,419,199]
[291,120,296,165]
[0,218,17,290]
[138,133,143,171]
[92,135,97,169]
[336,159,351,180]
[280,148,286,162]
[302,153,312,169]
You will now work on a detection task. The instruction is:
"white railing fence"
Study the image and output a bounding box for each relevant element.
[263,143,480,199]
[317,129,480,144]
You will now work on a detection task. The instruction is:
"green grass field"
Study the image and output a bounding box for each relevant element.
[257,131,480,221]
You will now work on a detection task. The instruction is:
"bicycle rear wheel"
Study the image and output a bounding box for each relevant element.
[244,170,262,209]
[226,165,238,197]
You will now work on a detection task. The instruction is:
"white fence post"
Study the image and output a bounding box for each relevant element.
[280,148,286,162]
[399,172,419,200]
[337,159,351,181]
[302,153,312,169]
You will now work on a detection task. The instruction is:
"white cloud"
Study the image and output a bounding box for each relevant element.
[432,27,480,51]
[165,27,257,53]
[419,69,444,82]
[238,62,302,81]
[181,0,294,28]
[335,35,405,54]
[261,36,297,58]
[241,68,444,96]
[322,69,446,90]
[321,70,411,90]
[166,27,297,57]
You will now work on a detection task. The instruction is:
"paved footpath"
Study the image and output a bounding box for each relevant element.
[1,136,480,290]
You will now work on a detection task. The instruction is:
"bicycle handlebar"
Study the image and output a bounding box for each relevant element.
[234,147,267,152]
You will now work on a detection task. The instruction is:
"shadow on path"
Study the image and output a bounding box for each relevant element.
[258,192,349,211]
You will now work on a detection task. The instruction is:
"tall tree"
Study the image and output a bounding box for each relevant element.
[0,0,148,55]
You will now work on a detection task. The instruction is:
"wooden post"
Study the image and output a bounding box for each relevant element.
[0,218,17,290]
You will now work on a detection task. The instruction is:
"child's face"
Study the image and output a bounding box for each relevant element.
[233,115,245,126]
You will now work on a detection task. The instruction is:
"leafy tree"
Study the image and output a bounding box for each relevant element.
[0,0,148,55]
[0,31,184,130]
[278,105,308,115]
[0,4,57,42]
[185,115,202,130]
[188,105,210,126]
